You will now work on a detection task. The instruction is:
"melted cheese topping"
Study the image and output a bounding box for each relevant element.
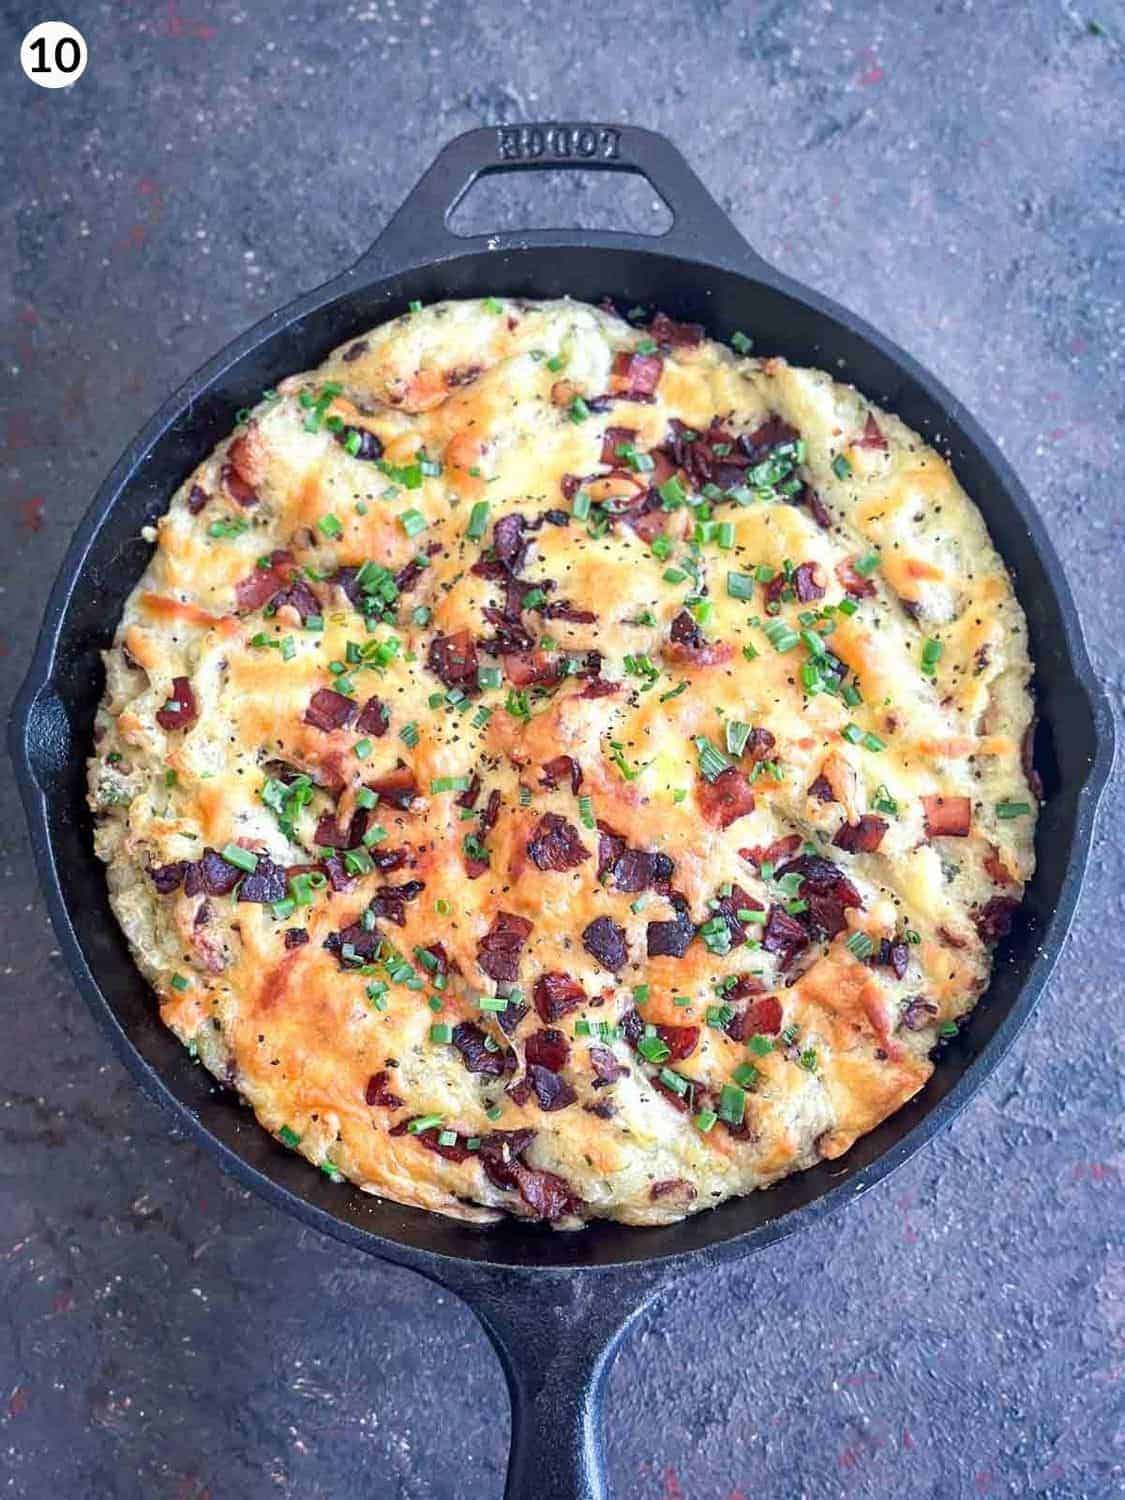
[89,298,1037,1227]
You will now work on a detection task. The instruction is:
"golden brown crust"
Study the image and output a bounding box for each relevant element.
[88,298,1037,1227]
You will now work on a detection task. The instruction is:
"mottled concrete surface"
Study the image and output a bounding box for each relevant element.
[2,1,1122,1496]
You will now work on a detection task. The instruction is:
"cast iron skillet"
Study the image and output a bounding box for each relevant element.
[10,124,1114,1498]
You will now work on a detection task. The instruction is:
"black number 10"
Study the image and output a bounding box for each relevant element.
[29,35,81,73]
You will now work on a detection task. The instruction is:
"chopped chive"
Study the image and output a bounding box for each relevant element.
[170,972,189,992]
[996,800,1032,819]
[695,1109,719,1133]
[279,1125,301,1148]
[694,735,731,782]
[578,794,595,829]
[430,775,472,793]
[731,330,754,355]
[568,396,591,423]
[727,571,754,600]
[748,1034,774,1056]
[400,721,419,748]
[832,453,853,480]
[354,738,373,759]
[845,931,875,959]
[221,843,258,873]
[658,475,687,507]
[429,1022,454,1044]
[725,719,752,756]
[478,995,510,1013]
[718,1083,746,1125]
[854,548,880,577]
[466,500,490,539]
[732,1062,760,1091]
[407,1115,445,1134]
[483,296,503,314]
[398,509,427,538]
[838,596,859,617]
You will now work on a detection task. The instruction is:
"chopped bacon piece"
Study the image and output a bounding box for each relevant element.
[1021,720,1044,801]
[503,650,562,687]
[355,696,390,736]
[426,630,478,692]
[646,893,695,958]
[368,879,424,927]
[541,598,597,624]
[323,919,381,967]
[740,834,802,870]
[808,775,836,803]
[650,311,704,348]
[743,414,800,454]
[222,465,258,507]
[492,512,531,573]
[478,1131,581,1220]
[334,424,383,461]
[526,813,589,872]
[304,688,357,732]
[711,883,763,944]
[697,768,755,828]
[922,795,972,838]
[392,1122,473,1163]
[665,611,734,668]
[742,727,777,764]
[366,767,419,809]
[973,896,1019,943]
[452,1021,515,1077]
[524,1028,570,1072]
[761,904,810,965]
[836,558,877,599]
[184,848,242,897]
[732,995,783,1040]
[610,350,664,399]
[651,1075,691,1113]
[901,997,939,1032]
[870,938,910,980]
[156,677,198,731]
[365,1070,403,1108]
[187,483,209,515]
[237,857,288,904]
[775,853,863,940]
[833,815,889,854]
[601,425,637,466]
[533,972,586,1023]
[983,844,1016,887]
[854,412,888,450]
[605,846,674,892]
[578,677,618,698]
[582,916,628,972]
[793,562,826,602]
[522,1065,578,1112]
[477,911,533,982]
[150,861,188,894]
[235,550,295,611]
[539,755,582,794]
[651,1023,699,1062]
[588,1045,627,1084]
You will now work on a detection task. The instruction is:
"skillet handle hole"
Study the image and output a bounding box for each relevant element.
[447,166,673,239]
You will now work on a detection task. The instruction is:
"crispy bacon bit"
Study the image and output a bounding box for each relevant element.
[332,423,383,461]
[184,848,242,897]
[744,414,799,454]
[651,1075,691,1113]
[391,1122,472,1163]
[983,844,1016,887]
[533,972,586,1022]
[901,997,938,1032]
[650,311,704,348]
[652,1023,699,1062]
[650,1178,698,1203]
[803,487,832,530]
[150,861,188,894]
[478,1131,581,1221]
[477,911,533,982]
[646,893,695,959]
[522,1065,577,1112]
[762,904,810,964]
[973,896,1019,943]
[284,928,308,949]
[582,916,628,972]
[665,611,734,668]
[610,350,664,399]
[854,412,888,450]
[712,883,761,944]
[776,853,863,940]
[833,814,889,854]
[606,846,675,893]
[588,1045,626,1084]
[697,768,755,829]
[728,995,783,1041]
[526,813,589,872]
[743,727,777,764]
[870,938,910,980]
[355,696,390,736]
[492,512,531,573]
[525,1028,570,1072]
[365,1070,403,1108]
[453,1021,515,1077]
[224,434,260,506]
[793,562,826,603]
[579,677,618,698]
[541,598,597,624]
[457,772,481,810]
[366,879,423,927]
[366,767,419,809]
[187,483,209,514]
[304,688,357,732]
[497,1001,529,1035]
[502,650,562,687]
[156,677,198,731]
[809,775,836,803]
[323,919,381,967]
[670,610,704,649]
[539,755,582,794]
[601,425,636,466]
[740,834,802,870]
[922,795,972,838]
[342,340,368,362]
[237,857,288,904]
[836,558,877,599]
[426,630,478,692]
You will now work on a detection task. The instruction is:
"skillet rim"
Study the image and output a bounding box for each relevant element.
[10,229,1115,1277]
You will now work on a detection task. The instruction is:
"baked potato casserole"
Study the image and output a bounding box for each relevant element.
[88,297,1038,1227]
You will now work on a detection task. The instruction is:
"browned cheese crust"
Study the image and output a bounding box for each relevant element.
[88,299,1038,1227]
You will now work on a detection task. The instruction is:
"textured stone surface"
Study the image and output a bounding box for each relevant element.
[2,2,1122,1496]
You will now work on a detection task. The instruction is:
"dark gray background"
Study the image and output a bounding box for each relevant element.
[2,2,1122,1496]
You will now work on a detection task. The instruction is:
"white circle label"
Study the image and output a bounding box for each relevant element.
[20,21,87,89]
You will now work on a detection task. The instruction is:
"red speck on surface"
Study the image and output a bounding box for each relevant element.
[660,1468,684,1500]
[860,63,885,84]
[839,1446,863,1470]
[18,495,44,532]
[974,1468,995,1494]
[7,1386,28,1418]
[6,412,34,450]
[902,1428,916,1452]
[121,224,148,250]
[150,2,217,39]
[17,304,38,325]
[50,1286,75,1315]
[1070,1160,1119,1183]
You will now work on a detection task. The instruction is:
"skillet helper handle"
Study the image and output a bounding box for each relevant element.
[354,121,756,272]
[447,1269,662,1500]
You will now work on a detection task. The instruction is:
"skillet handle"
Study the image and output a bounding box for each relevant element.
[353,122,757,273]
[443,1266,664,1500]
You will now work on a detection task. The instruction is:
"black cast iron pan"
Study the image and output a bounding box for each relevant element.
[10,124,1114,1498]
